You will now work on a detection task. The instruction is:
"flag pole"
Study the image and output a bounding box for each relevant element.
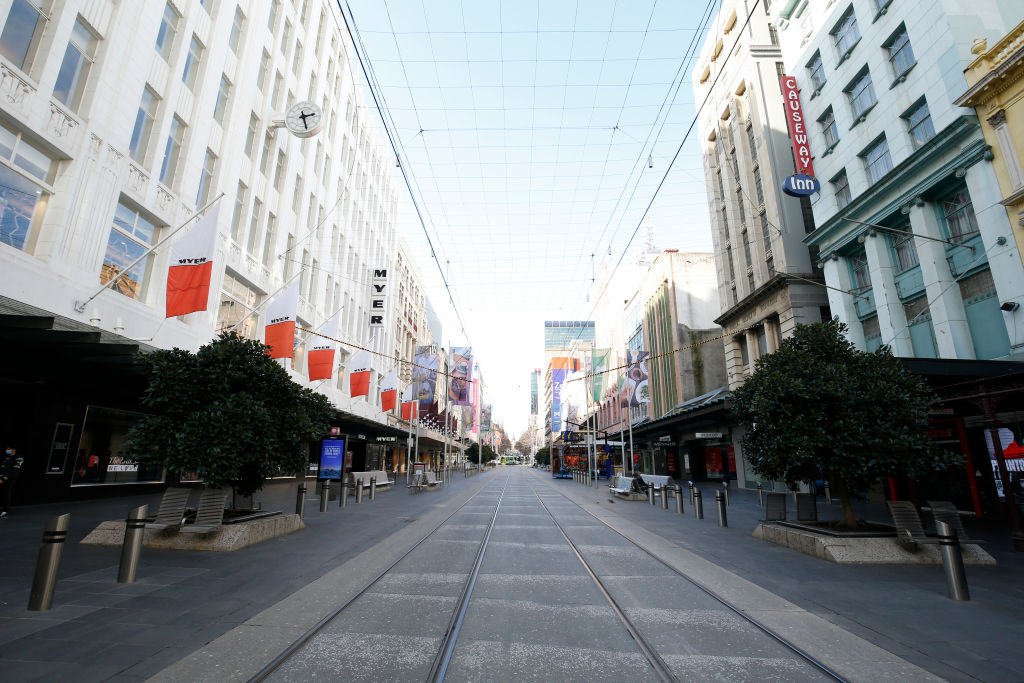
[74,192,226,314]
[226,270,301,334]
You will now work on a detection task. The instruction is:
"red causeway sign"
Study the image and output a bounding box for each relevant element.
[780,76,814,177]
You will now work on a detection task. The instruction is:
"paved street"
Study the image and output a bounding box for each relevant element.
[2,467,1023,682]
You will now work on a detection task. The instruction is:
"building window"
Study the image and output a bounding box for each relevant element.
[753,165,764,205]
[832,170,851,209]
[159,115,185,186]
[281,19,292,55]
[292,41,302,74]
[884,24,915,78]
[746,123,758,164]
[53,17,97,113]
[726,244,736,281]
[217,272,261,339]
[0,0,47,71]
[272,71,284,108]
[943,189,979,244]
[274,150,286,189]
[155,2,179,62]
[852,252,871,291]
[741,229,752,265]
[759,211,771,251]
[845,68,876,119]
[807,51,825,90]
[903,99,935,148]
[246,198,263,256]
[257,49,271,91]
[820,107,838,148]
[268,0,280,31]
[263,213,277,266]
[228,7,245,55]
[768,23,779,46]
[213,75,231,125]
[260,133,273,175]
[101,201,158,301]
[736,187,746,224]
[831,6,860,57]
[893,231,919,271]
[0,123,52,251]
[129,86,159,162]
[861,137,892,184]
[182,35,203,90]
[196,149,216,209]
[715,168,724,199]
[245,113,259,158]
[230,182,247,242]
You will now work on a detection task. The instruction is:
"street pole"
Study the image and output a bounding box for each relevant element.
[627,411,635,477]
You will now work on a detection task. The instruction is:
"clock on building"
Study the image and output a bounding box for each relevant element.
[284,101,324,138]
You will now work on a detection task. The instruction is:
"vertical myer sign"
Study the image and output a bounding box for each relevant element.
[370,268,387,328]
[779,75,820,197]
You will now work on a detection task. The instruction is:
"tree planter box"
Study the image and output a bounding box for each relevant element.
[753,522,996,565]
[80,513,304,552]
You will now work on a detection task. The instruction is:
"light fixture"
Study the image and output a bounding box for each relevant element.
[1000,301,1020,312]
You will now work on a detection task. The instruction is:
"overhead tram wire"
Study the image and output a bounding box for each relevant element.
[335,0,475,348]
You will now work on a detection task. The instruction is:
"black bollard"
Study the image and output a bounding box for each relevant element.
[661,486,669,510]
[339,481,348,508]
[716,490,728,527]
[648,485,656,505]
[936,520,970,601]
[722,480,730,506]
[355,479,364,504]
[824,481,832,504]
[688,481,695,506]
[370,476,377,501]
[118,504,148,583]
[694,489,704,520]
[757,482,763,506]
[674,485,684,514]
[28,513,71,611]
[295,483,307,518]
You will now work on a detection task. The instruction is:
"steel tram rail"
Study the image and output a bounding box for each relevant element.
[247,470,511,683]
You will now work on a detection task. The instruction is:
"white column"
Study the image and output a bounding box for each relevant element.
[908,202,975,359]
[988,111,1024,190]
[822,256,865,348]
[863,231,913,355]
[963,161,1024,356]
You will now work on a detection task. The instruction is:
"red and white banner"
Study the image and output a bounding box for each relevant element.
[349,349,372,398]
[307,313,339,381]
[401,385,418,420]
[380,367,398,412]
[780,75,815,177]
[165,203,220,318]
[265,282,299,359]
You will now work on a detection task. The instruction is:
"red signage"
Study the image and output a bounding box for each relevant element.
[780,75,814,177]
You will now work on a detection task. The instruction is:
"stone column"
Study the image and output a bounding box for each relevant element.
[823,256,865,348]
[907,201,975,359]
[863,230,913,355]
[987,110,1024,190]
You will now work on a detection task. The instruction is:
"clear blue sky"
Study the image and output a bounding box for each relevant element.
[346,0,719,436]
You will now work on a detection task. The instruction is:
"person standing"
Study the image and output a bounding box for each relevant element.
[1,446,24,518]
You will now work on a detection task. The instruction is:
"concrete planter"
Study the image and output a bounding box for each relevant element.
[80,513,305,552]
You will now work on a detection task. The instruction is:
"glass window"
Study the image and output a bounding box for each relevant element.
[760,211,771,250]
[741,229,752,265]
[229,7,245,55]
[726,244,735,281]
[831,7,860,56]
[0,0,47,71]
[281,19,292,55]
[832,170,851,209]
[129,86,159,163]
[0,164,45,251]
[262,213,277,266]
[944,189,979,243]
[820,107,838,147]
[53,18,97,112]
[260,133,273,175]
[196,149,216,209]
[257,49,271,91]
[293,41,302,74]
[746,123,757,163]
[268,0,280,31]
[861,137,892,184]
[845,68,876,119]
[893,231,919,271]
[852,252,871,291]
[71,406,163,485]
[274,150,286,189]
[213,75,231,125]
[246,198,262,256]
[245,113,259,158]
[272,71,284,108]
[736,186,746,224]
[230,182,246,242]
[182,35,203,90]
[753,165,764,204]
[807,51,825,89]
[155,3,178,62]
[217,271,261,339]
[159,115,185,185]
[101,201,158,301]
[885,25,915,77]
[904,100,935,148]
[199,0,214,14]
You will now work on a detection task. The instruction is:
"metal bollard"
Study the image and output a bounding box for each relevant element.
[722,481,730,506]
[757,482,763,506]
[688,481,695,506]
[339,482,348,508]
[648,484,656,505]
[370,477,377,501]
[661,487,669,510]
[716,491,728,527]
[694,489,704,520]
[295,483,307,518]
[935,520,970,601]
[674,485,684,514]
[319,480,330,512]
[824,481,832,505]
[355,479,364,504]
[28,513,71,611]
[118,504,148,584]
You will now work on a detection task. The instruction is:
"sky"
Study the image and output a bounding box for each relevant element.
[344,0,721,438]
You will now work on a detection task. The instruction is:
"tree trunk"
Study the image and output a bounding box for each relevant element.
[837,478,858,528]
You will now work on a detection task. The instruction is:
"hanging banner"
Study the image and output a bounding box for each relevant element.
[481,404,492,432]
[448,347,473,405]
[380,366,398,412]
[626,349,651,407]
[436,350,449,414]
[591,348,611,403]
[307,313,339,381]
[265,282,299,359]
[401,385,418,420]
[472,377,480,434]
[369,267,388,328]
[412,345,438,410]
[166,203,220,318]
[780,75,815,177]
[349,349,372,398]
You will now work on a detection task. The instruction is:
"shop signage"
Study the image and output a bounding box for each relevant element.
[780,75,814,177]
[330,427,341,435]
[658,435,672,442]
[46,422,74,474]
[370,268,388,327]
[695,432,723,439]
[782,173,820,197]
[319,438,345,480]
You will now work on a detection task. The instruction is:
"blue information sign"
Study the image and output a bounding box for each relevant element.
[319,438,345,480]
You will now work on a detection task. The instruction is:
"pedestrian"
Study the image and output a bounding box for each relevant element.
[1,446,24,518]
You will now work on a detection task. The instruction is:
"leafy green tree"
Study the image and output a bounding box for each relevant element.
[466,442,498,465]
[128,333,334,498]
[731,320,955,527]
[534,446,550,466]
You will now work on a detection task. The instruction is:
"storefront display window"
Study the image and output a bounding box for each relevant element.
[71,406,164,485]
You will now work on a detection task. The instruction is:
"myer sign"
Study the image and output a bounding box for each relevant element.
[779,75,819,197]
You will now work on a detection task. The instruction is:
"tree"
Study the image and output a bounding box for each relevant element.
[534,446,550,466]
[128,333,334,498]
[513,432,531,455]
[467,442,497,465]
[731,320,956,528]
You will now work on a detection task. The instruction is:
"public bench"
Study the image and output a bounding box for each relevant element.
[408,471,443,492]
[349,470,394,491]
[180,489,228,535]
[764,492,787,521]
[608,475,633,495]
[146,488,191,531]
[927,500,983,544]
[639,474,671,494]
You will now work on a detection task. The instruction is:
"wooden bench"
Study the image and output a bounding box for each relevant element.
[146,488,191,531]
[180,489,228,535]
[887,501,939,550]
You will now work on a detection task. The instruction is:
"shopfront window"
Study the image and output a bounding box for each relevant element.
[71,406,164,485]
